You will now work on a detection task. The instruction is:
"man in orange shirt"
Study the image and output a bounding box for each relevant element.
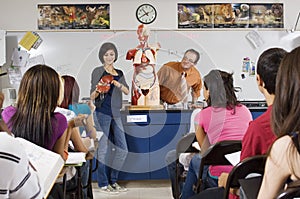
[157,49,202,107]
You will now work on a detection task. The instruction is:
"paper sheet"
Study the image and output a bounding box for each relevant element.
[66,152,86,165]
[225,151,241,166]
[16,137,64,198]
[19,54,45,75]
[192,142,201,151]
[11,48,30,67]
[0,30,5,65]
[7,67,22,84]
[19,31,39,51]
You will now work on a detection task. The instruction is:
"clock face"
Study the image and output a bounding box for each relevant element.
[136,4,157,24]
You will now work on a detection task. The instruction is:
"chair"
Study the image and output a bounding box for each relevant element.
[195,140,242,193]
[82,159,94,199]
[81,131,102,199]
[276,180,300,199]
[175,132,199,199]
[224,155,266,199]
[173,108,202,199]
[62,165,83,199]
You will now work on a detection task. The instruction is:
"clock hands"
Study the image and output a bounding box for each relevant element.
[139,8,150,18]
[142,8,149,16]
[139,9,154,18]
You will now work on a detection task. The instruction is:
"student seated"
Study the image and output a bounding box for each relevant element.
[0,92,43,199]
[60,75,97,154]
[258,46,300,198]
[1,65,81,198]
[2,65,70,160]
[180,70,252,199]
[59,74,97,199]
[218,48,287,198]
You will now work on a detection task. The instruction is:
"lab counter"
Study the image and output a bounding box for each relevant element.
[92,103,267,181]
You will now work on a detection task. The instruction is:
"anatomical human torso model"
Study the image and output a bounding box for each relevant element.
[126,24,161,106]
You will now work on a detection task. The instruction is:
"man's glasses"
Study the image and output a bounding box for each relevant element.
[182,56,196,64]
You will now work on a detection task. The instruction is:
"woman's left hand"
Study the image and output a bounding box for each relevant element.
[112,80,122,88]
[87,101,96,112]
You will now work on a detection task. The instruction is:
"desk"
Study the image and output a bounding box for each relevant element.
[241,100,268,120]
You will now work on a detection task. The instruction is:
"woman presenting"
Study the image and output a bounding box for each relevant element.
[90,42,129,193]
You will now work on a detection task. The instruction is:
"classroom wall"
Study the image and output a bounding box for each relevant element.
[1,0,300,101]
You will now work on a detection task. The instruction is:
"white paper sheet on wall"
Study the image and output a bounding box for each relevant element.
[11,48,30,67]
[7,67,22,84]
[0,30,5,65]
[18,54,45,76]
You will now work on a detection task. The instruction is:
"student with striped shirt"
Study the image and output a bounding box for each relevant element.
[0,92,42,199]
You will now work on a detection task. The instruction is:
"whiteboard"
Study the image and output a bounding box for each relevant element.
[5,30,300,101]
[4,31,215,101]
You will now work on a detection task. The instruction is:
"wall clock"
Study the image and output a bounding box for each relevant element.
[136,4,157,24]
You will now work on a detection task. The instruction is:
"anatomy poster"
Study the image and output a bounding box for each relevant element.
[178,3,283,29]
[38,4,110,30]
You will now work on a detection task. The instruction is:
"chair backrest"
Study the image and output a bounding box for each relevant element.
[276,180,300,199]
[201,140,242,166]
[196,140,242,193]
[176,132,198,158]
[224,155,267,199]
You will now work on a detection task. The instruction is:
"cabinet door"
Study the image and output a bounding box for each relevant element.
[149,123,189,179]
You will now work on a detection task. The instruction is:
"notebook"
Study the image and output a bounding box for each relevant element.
[16,137,64,198]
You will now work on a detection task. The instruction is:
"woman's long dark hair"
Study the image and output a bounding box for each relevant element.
[60,75,80,109]
[270,47,300,172]
[272,47,300,137]
[204,70,239,111]
[9,65,61,148]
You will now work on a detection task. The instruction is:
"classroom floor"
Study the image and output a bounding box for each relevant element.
[92,180,172,199]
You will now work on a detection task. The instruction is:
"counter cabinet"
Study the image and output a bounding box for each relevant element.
[91,107,266,181]
[118,109,193,180]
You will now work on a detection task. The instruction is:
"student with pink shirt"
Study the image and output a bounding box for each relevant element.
[180,70,252,199]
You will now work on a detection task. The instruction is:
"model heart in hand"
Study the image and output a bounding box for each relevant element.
[96,75,114,93]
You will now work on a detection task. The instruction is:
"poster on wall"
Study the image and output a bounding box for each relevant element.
[38,4,110,30]
[178,3,283,29]
[178,4,213,28]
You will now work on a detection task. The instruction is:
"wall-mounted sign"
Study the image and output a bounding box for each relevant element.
[178,3,283,29]
[38,4,110,30]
